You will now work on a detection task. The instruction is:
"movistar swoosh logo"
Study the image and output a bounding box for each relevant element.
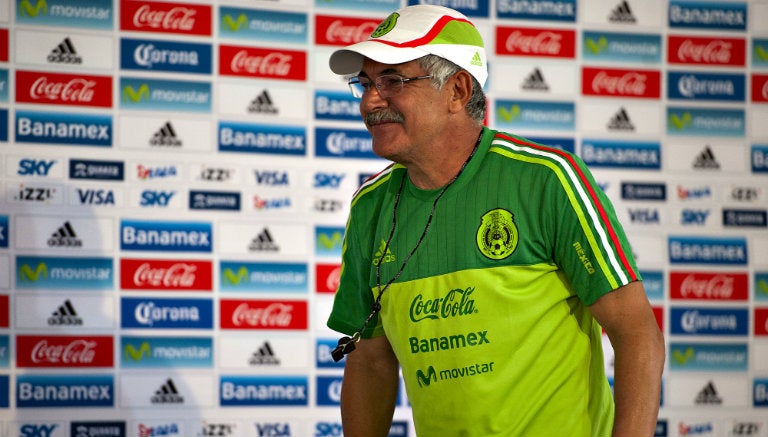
[19,263,47,282]
[122,84,150,103]
[124,342,151,361]
[585,36,608,54]
[416,366,437,387]
[755,45,768,62]
[317,232,343,250]
[19,0,47,17]
[672,347,695,365]
[758,279,768,296]
[222,267,248,285]
[669,112,692,130]
[497,105,521,122]
[222,13,247,32]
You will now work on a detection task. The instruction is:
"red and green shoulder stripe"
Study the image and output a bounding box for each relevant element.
[490,132,639,289]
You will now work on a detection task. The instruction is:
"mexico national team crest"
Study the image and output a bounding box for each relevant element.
[371,12,399,38]
[477,209,518,260]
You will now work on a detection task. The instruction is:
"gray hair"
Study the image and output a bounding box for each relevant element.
[416,55,486,125]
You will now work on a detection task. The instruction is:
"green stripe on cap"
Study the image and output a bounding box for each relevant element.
[427,20,484,48]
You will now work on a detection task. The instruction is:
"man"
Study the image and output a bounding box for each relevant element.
[325,5,665,437]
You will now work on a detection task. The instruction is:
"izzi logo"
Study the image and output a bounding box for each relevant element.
[315,128,377,159]
[121,336,212,368]
[218,122,306,156]
[17,374,114,408]
[495,100,575,131]
[496,0,576,21]
[17,0,114,30]
[16,256,113,290]
[582,32,661,63]
[120,38,212,74]
[70,159,124,180]
[220,261,307,292]
[667,72,745,102]
[220,7,307,43]
[668,0,746,31]
[220,376,308,406]
[581,140,661,169]
[315,90,360,121]
[189,190,240,211]
[668,236,747,265]
[667,107,745,137]
[120,220,212,252]
[120,77,211,112]
[120,297,213,329]
[669,342,747,371]
[16,111,112,147]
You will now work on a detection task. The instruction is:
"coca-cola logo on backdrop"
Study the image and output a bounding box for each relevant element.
[16,71,113,107]
[219,45,307,81]
[582,67,660,99]
[667,35,746,66]
[314,15,379,46]
[120,0,212,36]
[17,335,114,368]
[220,299,308,330]
[120,258,212,291]
[670,272,748,301]
[752,74,768,103]
[495,27,575,58]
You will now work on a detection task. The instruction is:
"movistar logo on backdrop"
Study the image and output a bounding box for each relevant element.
[667,107,744,137]
[16,110,112,147]
[218,122,306,156]
[220,261,308,292]
[668,0,746,31]
[17,0,113,30]
[16,256,113,290]
[315,226,344,256]
[754,39,768,67]
[120,77,211,113]
[122,336,213,368]
[220,7,307,43]
[669,342,747,371]
[120,38,212,74]
[582,31,661,63]
[581,139,661,169]
[496,100,575,131]
[496,0,573,21]
[668,236,747,265]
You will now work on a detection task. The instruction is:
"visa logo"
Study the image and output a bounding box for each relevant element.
[140,190,175,207]
[76,188,115,205]
[19,424,58,437]
[255,423,292,437]
[254,170,289,186]
[628,208,659,224]
[17,159,56,176]
[681,209,710,225]
[314,173,345,188]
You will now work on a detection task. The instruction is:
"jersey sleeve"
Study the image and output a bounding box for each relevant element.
[545,151,640,305]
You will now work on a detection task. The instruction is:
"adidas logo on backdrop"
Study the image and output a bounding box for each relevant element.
[249,341,281,366]
[609,0,637,23]
[48,299,83,326]
[48,37,83,64]
[607,107,635,131]
[693,146,720,170]
[248,90,278,114]
[521,68,549,91]
[47,221,83,247]
[150,122,182,147]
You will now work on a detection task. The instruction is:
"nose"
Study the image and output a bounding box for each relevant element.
[361,84,388,112]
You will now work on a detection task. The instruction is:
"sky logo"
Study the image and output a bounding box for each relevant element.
[315,128,379,159]
[669,342,747,371]
[16,111,112,147]
[219,122,306,156]
[667,72,745,102]
[120,220,212,252]
[668,236,747,265]
[668,0,747,31]
[220,261,308,292]
[495,100,575,131]
[120,297,213,329]
[667,107,745,137]
[16,0,113,29]
[670,307,748,336]
[17,374,114,407]
[220,375,308,406]
[315,90,362,122]
[220,7,307,43]
[581,140,661,169]
[582,31,661,63]
[120,77,211,112]
[15,256,113,290]
[120,38,212,74]
[121,336,213,368]
[496,0,575,21]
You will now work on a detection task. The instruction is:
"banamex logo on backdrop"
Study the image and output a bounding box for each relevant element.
[0,0,766,431]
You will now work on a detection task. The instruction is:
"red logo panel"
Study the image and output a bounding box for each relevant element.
[652,306,663,331]
[220,299,308,330]
[219,45,307,81]
[752,74,768,103]
[16,70,112,107]
[0,29,8,62]
[315,15,379,46]
[120,258,212,291]
[667,35,745,66]
[755,308,768,336]
[495,27,575,58]
[316,263,341,293]
[670,272,748,301]
[0,295,8,328]
[120,0,211,36]
[582,67,660,98]
[16,335,114,368]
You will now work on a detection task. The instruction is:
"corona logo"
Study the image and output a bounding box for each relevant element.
[122,84,150,103]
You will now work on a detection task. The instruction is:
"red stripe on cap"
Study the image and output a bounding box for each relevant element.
[374,15,474,48]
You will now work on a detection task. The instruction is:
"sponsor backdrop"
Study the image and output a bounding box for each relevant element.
[0,0,766,436]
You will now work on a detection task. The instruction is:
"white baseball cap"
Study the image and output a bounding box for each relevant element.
[328,5,488,87]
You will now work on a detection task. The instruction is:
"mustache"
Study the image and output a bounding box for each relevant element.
[365,110,404,126]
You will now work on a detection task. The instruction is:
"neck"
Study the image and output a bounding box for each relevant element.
[406,127,483,190]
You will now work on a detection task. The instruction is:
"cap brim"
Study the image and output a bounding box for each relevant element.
[329,41,429,76]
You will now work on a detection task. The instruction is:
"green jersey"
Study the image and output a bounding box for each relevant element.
[327,128,640,437]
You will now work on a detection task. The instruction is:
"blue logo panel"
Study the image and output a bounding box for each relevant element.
[120,38,212,74]
[583,32,661,63]
[668,0,747,30]
[220,376,308,406]
[667,107,745,137]
[669,342,747,371]
[315,128,378,159]
[219,7,307,43]
[753,145,768,173]
[581,139,661,169]
[16,111,112,147]
[69,159,125,181]
[0,215,8,248]
[526,136,575,154]
[16,256,114,290]
[315,90,362,122]
[316,339,346,368]
[120,297,214,329]
[0,375,7,408]
[668,236,748,265]
[667,72,745,101]
[120,78,211,113]
[755,379,768,407]
[316,375,342,406]
[640,270,664,300]
[219,122,306,156]
[496,100,575,131]
[17,375,114,408]
[0,70,8,103]
[754,39,768,68]
[220,261,308,292]
[670,307,748,336]
[16,0,114,29]
[121,336,213,368]
[496,0,575,21]
[120,220,212,252]
[755,272,768,301]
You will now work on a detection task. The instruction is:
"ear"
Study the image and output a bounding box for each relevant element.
[447,70,474,114]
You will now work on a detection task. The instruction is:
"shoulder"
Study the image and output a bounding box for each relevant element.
[350,163,400,208]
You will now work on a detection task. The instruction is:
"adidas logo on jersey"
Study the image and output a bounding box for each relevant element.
[48,37,83,64]
[521,68,549,91]
[151,378,184,404]
[47,221,83,247]
[693,146,720,170]
[150,121,182,147]
[607,107,635,131]
[608,0,637,23]
[694,381,722,405]
[372,240,395,266]
[48,299,83,326]
[248,90,279,114]
[248,228,279,252]
[249,341,281,365]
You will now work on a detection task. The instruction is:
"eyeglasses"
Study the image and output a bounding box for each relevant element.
[348,74,433,98]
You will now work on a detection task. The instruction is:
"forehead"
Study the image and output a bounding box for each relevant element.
[360,58,423,77]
